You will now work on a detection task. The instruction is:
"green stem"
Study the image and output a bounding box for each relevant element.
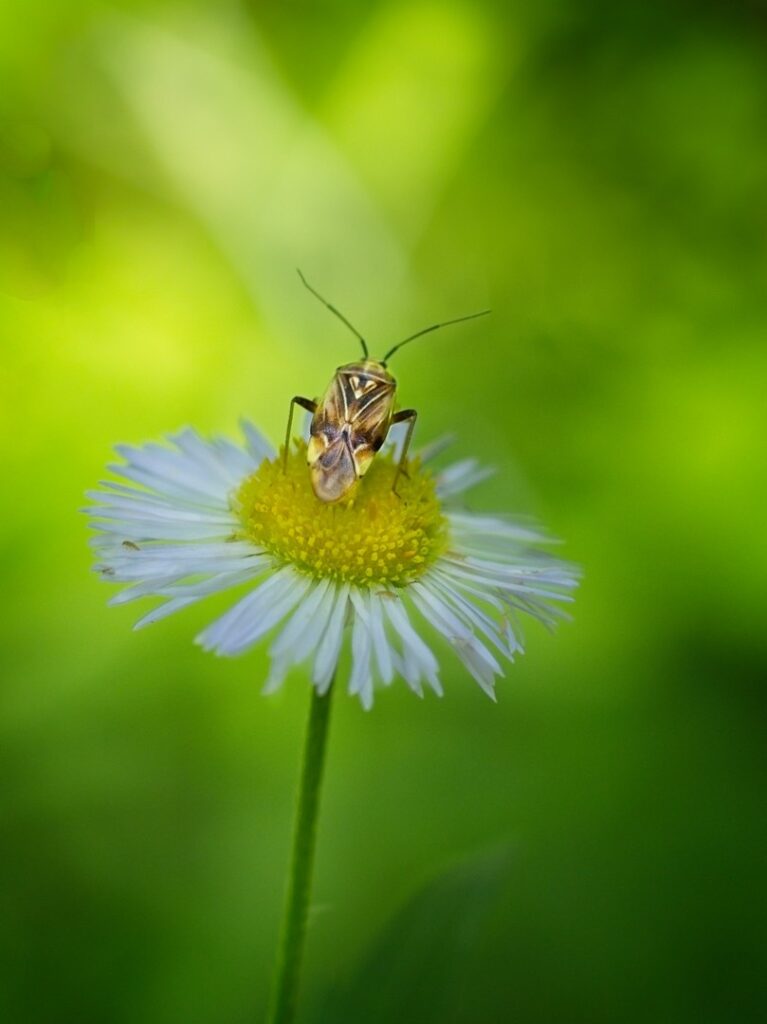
[267,683,335,1024]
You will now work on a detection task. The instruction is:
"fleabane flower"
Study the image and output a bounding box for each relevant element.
[86,423,579,708]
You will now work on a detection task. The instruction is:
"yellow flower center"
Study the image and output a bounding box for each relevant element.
[234,442,449,588]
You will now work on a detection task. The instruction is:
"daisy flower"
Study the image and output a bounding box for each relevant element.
[86,423,579,707]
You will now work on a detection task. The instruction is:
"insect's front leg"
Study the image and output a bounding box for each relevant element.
[283,396,317,471]
[391,408,417,496]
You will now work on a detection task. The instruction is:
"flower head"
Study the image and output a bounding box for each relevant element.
[86,423,579,708]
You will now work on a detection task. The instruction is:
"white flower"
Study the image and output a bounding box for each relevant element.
[86,422,579,708]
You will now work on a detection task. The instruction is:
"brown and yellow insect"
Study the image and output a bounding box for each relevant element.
[285,271,490,503]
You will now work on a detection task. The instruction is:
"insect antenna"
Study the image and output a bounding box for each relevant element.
[297,269,369,358]
[381,308,491,365]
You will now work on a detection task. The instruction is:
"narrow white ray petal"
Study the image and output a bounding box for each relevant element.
[436,459,494,497]
[108,575,184,605]
[99,563,260,584]
[217,581,310,657]
[368,592,394,685]
[133,596,199,630]
[114,442,226,500]
[382,419,406,460]
[196,570,291,652]
[348,590,377,706]
[455,553,581,587]
[446,551,578,589]
[91,481,224,513]
[153,568,264,600]
[503,613,525,656]
[216,572,311,656]
[503,592,572,630]
[240,419,275,463]
[262,656,290,695]
[411,580,474,644]
[89,519,234,541]
[103,540,258,562]
[312,584,350,693]
[439,560,577,602]
[170,428,247,487]
[382,598,441,696]
[417,434,455,464]
[348,611,374,709]
[287,583,339,664]
[85,498,235,525]
[448,512,555,544]
[410,581,502,697]
[196,568,309,655]
[433,566,526,656]
[96,554,268,583]
[388,649,422,696]
[426,669,444,697]
[269,578,333,660]
[425,572,513,659]
[109,461,230,507]
[458,645,498,700]
[210,435,259,479]
[93,541,266,581]
[431,565,506,612]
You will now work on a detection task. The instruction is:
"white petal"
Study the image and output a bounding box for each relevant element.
[109,461,229,508]
[410,581,502,698]
[367,592,394,685]
[240,419,275,463]
[448,512,555,545]
[436,459,494,497]
[425,572,513,659]
[90,481,224,513]
[348,607,374,709]
[262,581,343,693]
[382,597,441,697]
[431,567,526,656]
[417,434,455,464]
[197,568,310,655]
[431,565,505,612]
[108,575,184,605]
[153,568,264,600]
[262,656,290,695]
[439,559,577,602]
[85,493,235,524]
[269,578,333,661]
[312,584,350,693]
[133,596,199,630]
[114,442,226,502]
[170,428,247,488]
[89,519,234,541]
[94,543,266,583]
[211,435,260,479]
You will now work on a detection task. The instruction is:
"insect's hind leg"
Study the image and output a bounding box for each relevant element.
[391,408,417,496]
[283,396,317,471]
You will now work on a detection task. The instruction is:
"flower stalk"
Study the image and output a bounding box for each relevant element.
[267,682,335,1024]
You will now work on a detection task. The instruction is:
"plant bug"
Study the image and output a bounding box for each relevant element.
[284,270,490,503]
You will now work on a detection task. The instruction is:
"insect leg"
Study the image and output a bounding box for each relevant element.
[283,396,317,471]
[391,408,418,496]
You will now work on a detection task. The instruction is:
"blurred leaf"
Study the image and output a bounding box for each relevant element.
[311,846,513,1024]
[54,9,409,341]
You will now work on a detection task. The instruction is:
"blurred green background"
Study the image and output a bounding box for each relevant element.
[2,1,766,1022]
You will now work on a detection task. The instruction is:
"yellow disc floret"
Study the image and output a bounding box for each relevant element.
[234,441,449,588]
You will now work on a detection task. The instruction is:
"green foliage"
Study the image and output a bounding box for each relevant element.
[1,1,766,1022]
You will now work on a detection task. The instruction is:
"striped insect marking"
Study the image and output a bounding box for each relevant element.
[307,359,397,503]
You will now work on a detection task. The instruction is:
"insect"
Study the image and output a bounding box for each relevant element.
[285,270,490,503]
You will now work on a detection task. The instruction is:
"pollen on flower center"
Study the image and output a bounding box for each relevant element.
[234,441,450,587]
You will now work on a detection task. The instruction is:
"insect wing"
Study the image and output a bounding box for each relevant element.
[340,369,395,449]
[310,437,358,503]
